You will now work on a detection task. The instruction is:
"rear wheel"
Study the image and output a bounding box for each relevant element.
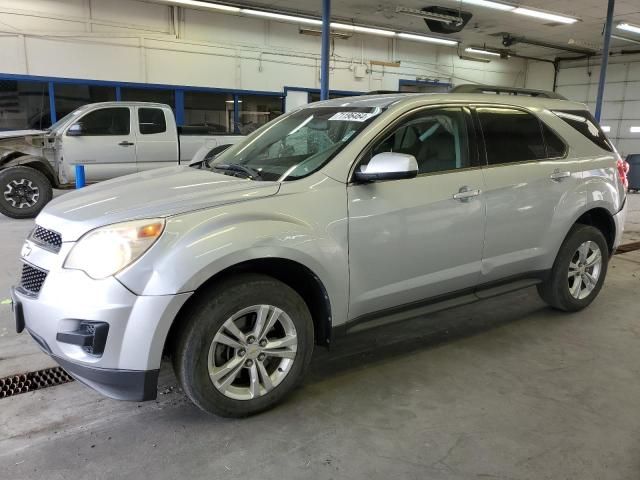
[0,166,53,219]
[173,274,314,417]
[537,225,609,312]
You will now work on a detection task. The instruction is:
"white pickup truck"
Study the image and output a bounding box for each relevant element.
[0,101,243,218]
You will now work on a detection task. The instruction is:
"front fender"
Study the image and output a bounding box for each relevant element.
[2,154,57,186]
[115,176,349,324]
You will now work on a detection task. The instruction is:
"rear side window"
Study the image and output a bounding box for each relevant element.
[552,110,613,152]
[76,108,130,136]
[477,107,546,164]
[138,108,166,135]
[541,123,567,158]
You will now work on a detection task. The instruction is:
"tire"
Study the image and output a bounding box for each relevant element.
[173,273,314,417]
[537,224,609,312]
[0,166,53,219]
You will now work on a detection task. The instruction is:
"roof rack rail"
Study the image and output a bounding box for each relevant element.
[450,84,566,100]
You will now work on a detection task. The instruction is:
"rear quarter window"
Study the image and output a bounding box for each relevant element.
[552,110,613,152]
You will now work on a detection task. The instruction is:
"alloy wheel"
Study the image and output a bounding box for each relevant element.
[3,179,40,209]
[567,240,602,300]
[207,305,298,400]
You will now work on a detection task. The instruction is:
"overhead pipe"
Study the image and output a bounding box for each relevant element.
[595,0,616,122]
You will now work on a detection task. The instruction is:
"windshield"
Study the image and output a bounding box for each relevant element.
[212,106,384,181]
[47,108,86,133]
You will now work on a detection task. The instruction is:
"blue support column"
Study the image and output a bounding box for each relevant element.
[115,86,122,101]
[47,82,57,125]
[320,0,330,100]
[175,89,185,126]
[75,165,86,188]
[594,0,615,123]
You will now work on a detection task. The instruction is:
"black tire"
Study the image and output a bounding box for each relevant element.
[537,224,609,312]
[173,273,314,417]
[0,166,53,219]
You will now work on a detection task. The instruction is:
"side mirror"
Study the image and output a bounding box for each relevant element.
[66,123,83,136]
[354,152,418,182]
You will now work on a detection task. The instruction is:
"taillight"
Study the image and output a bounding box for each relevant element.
[617,157,629,189]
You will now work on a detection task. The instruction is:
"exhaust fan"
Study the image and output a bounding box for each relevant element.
[422,6,472,34]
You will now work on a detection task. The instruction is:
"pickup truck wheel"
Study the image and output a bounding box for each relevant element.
[537,225,609,312]
[173,274,314,417]
[0,166,52,219]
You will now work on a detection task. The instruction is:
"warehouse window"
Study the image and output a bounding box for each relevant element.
[75,108,130,136]
[477,107,546,164]
[237,95,282,134]
[121,88,175,110]
[138,108,166,135]
[183,91,233,134]
[54,84,116,121]
[552,110,613,152]
[0,80,51,130]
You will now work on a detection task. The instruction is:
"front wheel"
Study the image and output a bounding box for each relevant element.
[173,274,314,417]
[0,166,53,219]
[537,225,609,312]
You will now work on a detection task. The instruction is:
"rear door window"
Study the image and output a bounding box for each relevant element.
[138,108,167,135]
[552,110,613,152]
[477,107,546,165]
[541,123,567,158]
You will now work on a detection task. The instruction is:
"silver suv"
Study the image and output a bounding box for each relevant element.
[12,86,628,417]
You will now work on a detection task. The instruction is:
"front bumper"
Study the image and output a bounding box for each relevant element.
[14,239,191,401]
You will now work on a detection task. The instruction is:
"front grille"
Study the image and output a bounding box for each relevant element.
[19,263,48,296]
[30,226,62,253]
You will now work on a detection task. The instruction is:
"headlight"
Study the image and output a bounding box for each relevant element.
[64,218,165,279]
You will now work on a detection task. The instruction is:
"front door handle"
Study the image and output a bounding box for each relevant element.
[118,141,135,147]
[550,169,571,181]
[453,186,481,201]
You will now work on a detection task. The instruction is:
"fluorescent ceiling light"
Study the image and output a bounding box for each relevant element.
[331,22,395,37]
[163,0,240,12]
[601,126,611,133]
[513,7,578,24]
[397,32,458,46]
[465,47,501,56]
[242,9,322,25]
[617,23,640,35]
[630,126,640,133]
[460,0,514,11]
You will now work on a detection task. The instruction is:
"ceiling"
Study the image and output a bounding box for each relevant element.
[220,0,640,58]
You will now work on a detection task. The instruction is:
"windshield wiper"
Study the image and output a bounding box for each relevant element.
[213,163,262,180]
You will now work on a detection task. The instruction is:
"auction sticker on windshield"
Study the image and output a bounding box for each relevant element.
[329,111,379,122]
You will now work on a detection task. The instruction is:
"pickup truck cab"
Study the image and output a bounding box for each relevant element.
[0,101,243,218]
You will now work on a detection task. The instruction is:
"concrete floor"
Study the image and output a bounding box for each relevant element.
[1,192,640,480]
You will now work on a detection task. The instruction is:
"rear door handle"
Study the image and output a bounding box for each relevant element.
[453,186,481,201]
[118,141,135,147]
[550,169,571,181]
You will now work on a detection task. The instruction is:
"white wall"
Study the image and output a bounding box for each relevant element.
[553,54,640,157]
[0,0,527,93]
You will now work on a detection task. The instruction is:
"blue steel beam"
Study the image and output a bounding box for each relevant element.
[320,0,330,100]
[594,0,615,123]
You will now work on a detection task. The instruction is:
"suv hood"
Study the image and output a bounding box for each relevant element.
[36,166,280,241]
